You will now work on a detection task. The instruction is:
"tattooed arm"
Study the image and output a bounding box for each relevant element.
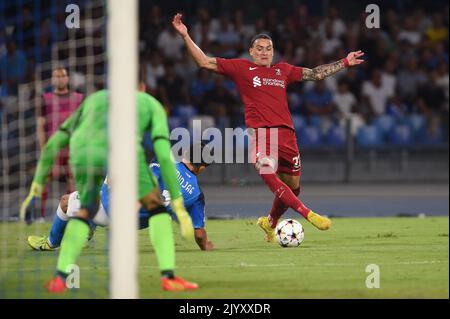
[302,50,365,81]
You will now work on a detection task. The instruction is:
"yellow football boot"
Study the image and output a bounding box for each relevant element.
[257,216,276,243]
[306,210,332,230]
[27,235,57,251]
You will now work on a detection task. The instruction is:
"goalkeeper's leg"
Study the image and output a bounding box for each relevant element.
[139,169,198,291]
[47,165,105,293]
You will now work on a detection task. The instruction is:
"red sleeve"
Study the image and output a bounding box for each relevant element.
[36,95,46,118]
[216,58,243,79]
[285,63,303,84]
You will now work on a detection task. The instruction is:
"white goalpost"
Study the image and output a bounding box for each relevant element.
[107,0,138,298]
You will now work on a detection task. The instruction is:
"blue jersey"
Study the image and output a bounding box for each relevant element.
[100,162,206,229]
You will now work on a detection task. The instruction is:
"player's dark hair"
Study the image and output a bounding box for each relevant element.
[186,142,213,168]
[250,33,273,48]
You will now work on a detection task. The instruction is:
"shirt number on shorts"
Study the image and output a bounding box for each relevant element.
[293,155,301,169]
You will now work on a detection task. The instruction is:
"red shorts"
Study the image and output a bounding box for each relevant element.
[249,127,301,176]
[51,148,73,179]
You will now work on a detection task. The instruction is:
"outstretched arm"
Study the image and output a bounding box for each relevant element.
[194,228,214,251]
[302,51,365,81]
[172,13,218,71]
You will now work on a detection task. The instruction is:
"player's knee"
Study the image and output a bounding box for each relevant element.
[141,190,163,211]
[255,156,276,172]
[80,202,100,220]
[60,194,70,212]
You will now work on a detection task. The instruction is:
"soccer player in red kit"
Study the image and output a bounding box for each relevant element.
[172,13,364,242]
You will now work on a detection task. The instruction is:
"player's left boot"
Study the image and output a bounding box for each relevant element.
[257,216,276,243]
[306,210,331,230]
[161,276,199,291]
[27,235,58,251]
[46,276,66,293]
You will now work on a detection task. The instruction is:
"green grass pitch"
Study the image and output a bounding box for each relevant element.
[0,217,448,298]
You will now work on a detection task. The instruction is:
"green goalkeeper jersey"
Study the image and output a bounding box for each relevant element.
[32,89,181,201]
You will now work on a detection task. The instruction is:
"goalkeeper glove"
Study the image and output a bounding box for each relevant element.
[20,182,44,222]
[171,197,194,240]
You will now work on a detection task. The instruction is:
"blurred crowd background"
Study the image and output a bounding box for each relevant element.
[141,0,449,148]
[1,0,449,147]
[0,0,449,198]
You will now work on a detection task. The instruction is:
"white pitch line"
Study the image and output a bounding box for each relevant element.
[2,260,447,273]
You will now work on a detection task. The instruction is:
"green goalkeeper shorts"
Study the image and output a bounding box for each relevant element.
[70,146,157,208]
[69,146,107,210]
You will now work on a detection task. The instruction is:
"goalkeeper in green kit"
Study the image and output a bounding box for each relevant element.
[21,89,199,293]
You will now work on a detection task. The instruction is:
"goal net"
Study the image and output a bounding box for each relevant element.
[0,0,138,298]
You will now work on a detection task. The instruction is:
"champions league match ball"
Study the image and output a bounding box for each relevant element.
[275,219,305,247]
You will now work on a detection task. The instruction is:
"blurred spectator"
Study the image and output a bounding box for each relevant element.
[141,5,164,50]
[279,40,303,65]
[386,95,410,119]
[289,4,314,32]
[190,69,214,106]
[321,21,342,58]
[233,9,255,49]
[0,40,27,96]
[0,27,6,57]
[157,25,185,61]
[21,6,35,53]
[397,57,428,103]
[344,65,363,99]
[192,20,217,53]
[304,81,336,132]
[192,7,220,40]
[434,43,449,66]
[265,7,282,45]
[398,16,422,46]
[381,58,398,98]
[215,16,240,58]
[320,6,347,39]
[144,51,165,95]
[412,7,433,34]
[425,13,448,45]
[202,75,240,127]
[174,49,198,81]
[39,19,52,63]
[333,79,364,136]
[157,63,191,113]
[436,63,449,104]
[416,70,447,116]
[362,70,391,119]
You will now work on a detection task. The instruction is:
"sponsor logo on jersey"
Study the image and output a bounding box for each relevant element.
[253,76,262,87]
[262,78,285,88]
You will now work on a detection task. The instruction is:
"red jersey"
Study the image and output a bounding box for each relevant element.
[40,92,84,137]
[216,58,302,130]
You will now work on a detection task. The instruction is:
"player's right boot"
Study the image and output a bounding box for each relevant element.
[27,235,57,251]
[257,216,276,243]
[161,276,199,291]
[306,210,332,230]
